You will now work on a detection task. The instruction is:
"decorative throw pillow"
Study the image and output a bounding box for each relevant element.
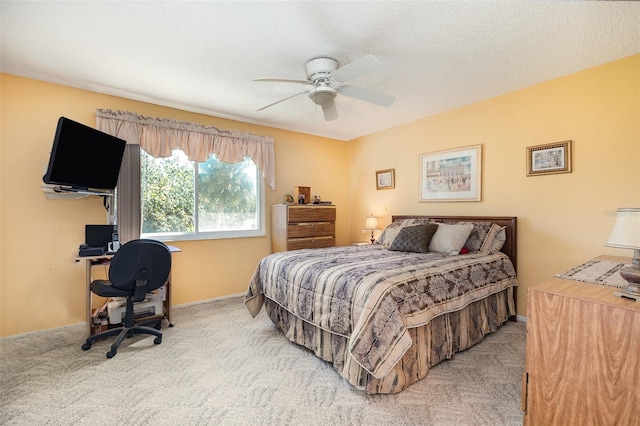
[479,223,507,254]
[458,221,493,252]
[376,218,431,245]
[387,224,438,253]
[428,223,474,255]
[378,223,405,247]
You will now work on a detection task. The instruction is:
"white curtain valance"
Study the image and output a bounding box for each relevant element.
[95,109,276,190]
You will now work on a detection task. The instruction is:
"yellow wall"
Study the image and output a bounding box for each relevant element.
[1,55,638,337]
[348,54,640,315]
[0,74,349,337]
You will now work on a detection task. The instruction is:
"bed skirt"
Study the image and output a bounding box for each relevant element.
[264,286,515,394]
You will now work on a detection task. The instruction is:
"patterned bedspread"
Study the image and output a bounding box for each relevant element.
[245,245,517,379]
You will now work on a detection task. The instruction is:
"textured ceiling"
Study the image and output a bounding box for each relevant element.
[1,1,639,141]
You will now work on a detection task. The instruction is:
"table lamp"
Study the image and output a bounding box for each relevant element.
[363,216,380,244]
[604,207,640,296]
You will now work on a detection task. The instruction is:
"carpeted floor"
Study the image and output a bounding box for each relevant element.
[0,296,526,425]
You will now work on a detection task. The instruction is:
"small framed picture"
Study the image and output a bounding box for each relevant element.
[527,141,572,176]
[376,169,395,190]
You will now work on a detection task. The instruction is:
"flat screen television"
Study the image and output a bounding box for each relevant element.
[43,117,126,192]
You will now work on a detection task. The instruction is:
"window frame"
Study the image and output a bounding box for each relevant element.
[140,152,266,242]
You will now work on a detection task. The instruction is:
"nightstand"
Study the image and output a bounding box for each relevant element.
[522,255,640,425]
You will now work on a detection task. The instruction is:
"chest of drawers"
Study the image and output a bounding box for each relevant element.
[272,204,336,252]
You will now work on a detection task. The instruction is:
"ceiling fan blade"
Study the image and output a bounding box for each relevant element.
[340,85,395,107]
[257,90,309,111]
[254,78,310,84]
[322,100,338,121]
[330,55,382,83]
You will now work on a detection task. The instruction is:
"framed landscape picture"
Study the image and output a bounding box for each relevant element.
[419,145,482,202]
[526,140,572,176]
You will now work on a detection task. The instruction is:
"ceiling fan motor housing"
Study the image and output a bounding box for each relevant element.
[305,57,338,82]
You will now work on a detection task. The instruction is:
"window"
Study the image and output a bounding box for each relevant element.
[140,149,264,241]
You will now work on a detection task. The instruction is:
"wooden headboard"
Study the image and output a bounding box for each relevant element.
[392,215,517,272]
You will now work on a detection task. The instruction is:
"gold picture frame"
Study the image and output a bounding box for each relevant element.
[376,169,395,190]
[527,140,572,176]
[419,145,482,202]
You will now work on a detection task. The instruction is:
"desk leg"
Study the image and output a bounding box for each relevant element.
[165,272,174,328]
[85,259,92,338]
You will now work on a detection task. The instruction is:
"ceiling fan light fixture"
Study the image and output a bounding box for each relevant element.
[309,86,337,105]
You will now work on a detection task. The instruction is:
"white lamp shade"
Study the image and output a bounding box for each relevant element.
[363,217,379,231]
[605,208,640,249]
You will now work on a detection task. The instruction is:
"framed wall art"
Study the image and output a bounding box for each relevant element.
[419,145,482,202]
[526,140,572,176]
[376,169,395,190]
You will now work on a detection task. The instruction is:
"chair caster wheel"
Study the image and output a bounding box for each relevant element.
[154,337,162,345]
[106,351,116,358]
[81,342,92,351]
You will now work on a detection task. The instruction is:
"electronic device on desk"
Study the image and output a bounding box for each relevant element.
[79,224,121,256]
[107,225,120,254]
[85,224,113,248]
[79,225,112,256]
[78,244,105,257]
[107,242,120,254]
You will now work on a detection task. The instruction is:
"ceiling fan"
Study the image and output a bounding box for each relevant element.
[255,55,395,121]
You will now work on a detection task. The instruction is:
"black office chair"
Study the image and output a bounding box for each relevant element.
[81,239,172,358]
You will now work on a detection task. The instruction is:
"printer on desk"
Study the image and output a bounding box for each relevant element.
[107,298,164,325]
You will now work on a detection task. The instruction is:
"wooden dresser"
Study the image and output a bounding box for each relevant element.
[522,255,640,425]
[272,204,336,252]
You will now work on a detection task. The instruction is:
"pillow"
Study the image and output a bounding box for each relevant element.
[479,224,507,254]
[387,224,438,253]
[376,218,431,245]
[428,223,474,255]
[458,221,493,252]
[378,223,405,247]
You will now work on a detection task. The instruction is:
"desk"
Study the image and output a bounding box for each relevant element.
[76,245,181,338]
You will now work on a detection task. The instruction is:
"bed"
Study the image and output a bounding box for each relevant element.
[245,215,518,394]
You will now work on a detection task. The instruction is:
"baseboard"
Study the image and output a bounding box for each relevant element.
[516,315,527,322]
[172,292,245,309]
[0,322,85,342]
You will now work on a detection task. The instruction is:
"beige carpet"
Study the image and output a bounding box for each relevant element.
[1,296,526,425]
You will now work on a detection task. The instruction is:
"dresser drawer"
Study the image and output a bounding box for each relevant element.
[286,236,335,250]
[287,222,335,238]
[288,206,336,222]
